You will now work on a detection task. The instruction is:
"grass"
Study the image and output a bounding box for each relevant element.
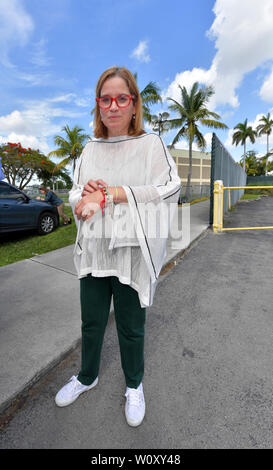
[189,196,210,205]
[56,192,69,203]
[245,186,273,197]
[178,196,210,206]
[240,193,261,200]
[0,206,77,267]
[37,192,70,203]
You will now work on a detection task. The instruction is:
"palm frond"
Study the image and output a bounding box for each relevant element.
[194,125,206,150]
[48,125,89,171]
[170,127,187,148]
[54,156,72,172]
[167,118,185,130]
[167,98,189,120]
[180,85,191,113]
[48,148,68,158]
[141,80,161,97]
[200,119,228,129]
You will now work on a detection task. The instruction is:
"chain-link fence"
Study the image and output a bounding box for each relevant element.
[210,133,247,224]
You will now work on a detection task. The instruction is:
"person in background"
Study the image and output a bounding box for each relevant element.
[37,187,72,225]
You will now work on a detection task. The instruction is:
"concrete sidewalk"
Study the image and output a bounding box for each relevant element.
[2,197,273,449]
[0,200,210,414]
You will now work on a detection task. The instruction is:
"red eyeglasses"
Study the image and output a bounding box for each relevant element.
[96,94,135,110]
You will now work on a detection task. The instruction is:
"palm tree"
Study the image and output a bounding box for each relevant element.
[232,119,256,172]
[48,125,90,174]
[136,75,162,124]
[256,112,273,175]
[167,82,228,201]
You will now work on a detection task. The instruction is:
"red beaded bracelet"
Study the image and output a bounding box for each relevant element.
[98,187,106,214]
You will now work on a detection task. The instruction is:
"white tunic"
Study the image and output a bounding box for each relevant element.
[69,133,181,308]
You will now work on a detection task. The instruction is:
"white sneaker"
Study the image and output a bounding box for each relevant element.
[55,375,98,407]
[125,383,145,427]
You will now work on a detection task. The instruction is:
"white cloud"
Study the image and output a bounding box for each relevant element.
[0,0,34,67]
[17,71,52,86]
[224,128,235,149]
[260,66,273,102]
[0,97,88,155]
[0,133,50,154]
[48,93,91,108]
[48,93,76,103]
[173,140,200,151]
[0,110,26,134]
[204,132,213,150]
[130,40,150,63]
[0,107,60,145]
[0,87,93,158]
[163,0,273,109]
[75,97,91,107]
[30,38,51,67]
[172,133,212,152]
[162,67,215,103]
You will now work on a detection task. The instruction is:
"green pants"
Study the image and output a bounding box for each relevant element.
[78,274,146,389]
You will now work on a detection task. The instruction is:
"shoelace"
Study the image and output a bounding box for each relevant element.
[68,375,79,390]
[125,388,141,407]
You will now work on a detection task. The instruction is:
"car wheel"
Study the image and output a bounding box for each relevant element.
[37,212,57,235]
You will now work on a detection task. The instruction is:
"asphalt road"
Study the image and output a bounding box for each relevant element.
[1,196,273,449]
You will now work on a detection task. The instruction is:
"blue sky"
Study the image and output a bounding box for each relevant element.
[1,0,273,175]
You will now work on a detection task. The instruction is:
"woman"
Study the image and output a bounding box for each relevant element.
[55,66,181,427]
[38,187,72,225]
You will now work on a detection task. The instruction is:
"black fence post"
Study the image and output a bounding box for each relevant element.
[209,133,216,225]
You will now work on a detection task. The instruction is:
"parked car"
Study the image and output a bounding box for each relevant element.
[0,181,59,235]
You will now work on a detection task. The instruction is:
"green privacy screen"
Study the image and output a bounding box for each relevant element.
[209,133,247,225]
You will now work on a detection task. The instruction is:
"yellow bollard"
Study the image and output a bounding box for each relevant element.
[219,183,224,232]
[213,180,223,232]
[228,188,231,210]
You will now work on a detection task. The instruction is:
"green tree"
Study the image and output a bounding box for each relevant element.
[48,125,90,174]
[266,159,273,174]
[36,161,72,188]
[256,112,273,175]
[0,142,51,189]
[232,119,256,172]
[239,150,265,176]
[136,76,162,124]
[167,82,228,201]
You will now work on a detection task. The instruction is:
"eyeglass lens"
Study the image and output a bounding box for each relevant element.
[98,94,131,109]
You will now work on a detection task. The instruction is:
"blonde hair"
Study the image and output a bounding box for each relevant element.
[93,66,146,139]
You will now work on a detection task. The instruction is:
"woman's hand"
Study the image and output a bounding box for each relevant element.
[75,190,103,221]
[81,179,108,197]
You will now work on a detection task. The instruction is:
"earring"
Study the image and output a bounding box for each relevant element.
[132,113,136,120]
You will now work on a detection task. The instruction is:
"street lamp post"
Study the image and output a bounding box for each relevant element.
[151,112,170,136]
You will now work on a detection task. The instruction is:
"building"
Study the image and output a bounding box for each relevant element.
[168,147,211,186]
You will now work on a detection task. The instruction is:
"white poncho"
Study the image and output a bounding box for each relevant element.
[69,133,181,307]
